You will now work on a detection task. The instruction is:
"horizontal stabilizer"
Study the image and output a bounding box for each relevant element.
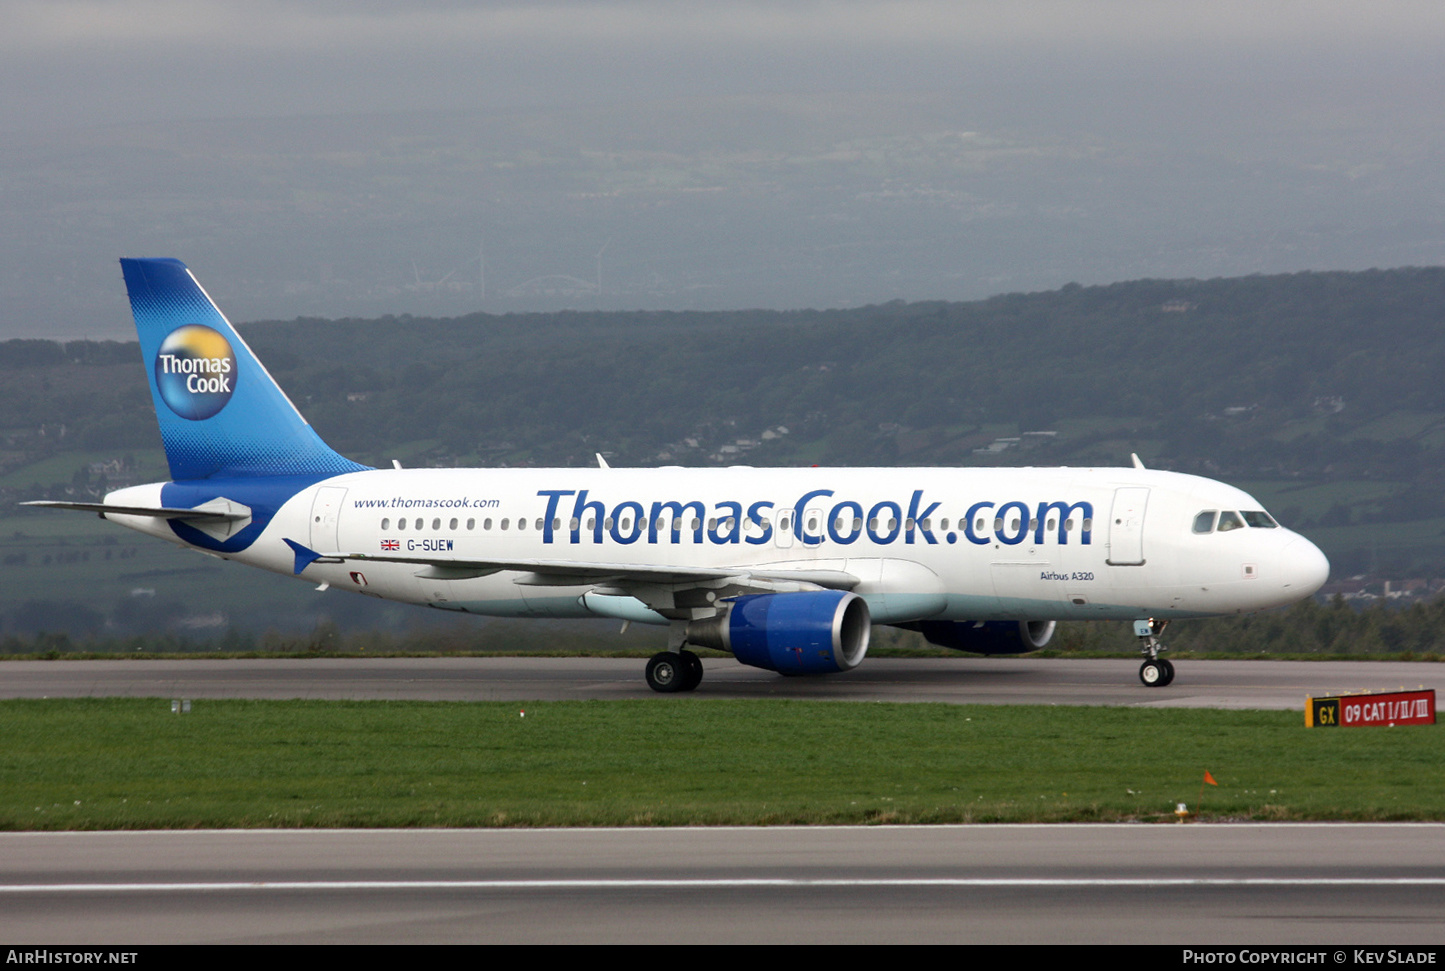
[20,500,249,523]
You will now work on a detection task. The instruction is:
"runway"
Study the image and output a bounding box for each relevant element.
[1,655,1438,708]
[3,825,1443,943]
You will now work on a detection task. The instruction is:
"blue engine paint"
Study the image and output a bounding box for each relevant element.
[901,619,1053,655]
[726,590,866,674]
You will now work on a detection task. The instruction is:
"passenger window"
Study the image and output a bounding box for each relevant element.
[1217,511,1244,532]
[413,518,422,530]
[518,518,527,531]
[381,518,390,530]
[1193,511,1217,534]
[1243,511,1278,528]
[397,518,405,531]
[501,519,509,530]
[431,518,441,531]
[483,518,492,530]
[466,518,475,530]
[449,518,458,530]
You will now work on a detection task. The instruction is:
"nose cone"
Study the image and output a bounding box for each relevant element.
[1281,535,1330,598]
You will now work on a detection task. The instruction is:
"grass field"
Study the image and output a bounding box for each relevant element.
[0,448,168,490]
[1,698,1438,829]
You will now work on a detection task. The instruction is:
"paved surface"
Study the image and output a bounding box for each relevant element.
[2,825,1443,943]
[1,656,1438,708]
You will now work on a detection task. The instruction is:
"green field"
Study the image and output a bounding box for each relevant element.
[1,698,1438,829]
[0,448,168,490]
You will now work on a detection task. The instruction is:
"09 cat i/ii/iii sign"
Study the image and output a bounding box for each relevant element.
[1306,689,1436,727]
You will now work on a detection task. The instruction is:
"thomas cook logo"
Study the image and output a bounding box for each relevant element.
[155,324,236,420]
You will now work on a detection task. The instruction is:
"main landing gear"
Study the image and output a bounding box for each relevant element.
[645,649,703,693]
[1135,618,1175,687]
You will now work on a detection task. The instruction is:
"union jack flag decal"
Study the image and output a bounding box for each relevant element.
[381,539,400,551]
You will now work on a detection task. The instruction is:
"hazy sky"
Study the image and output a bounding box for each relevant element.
[4,1,1445,336]
[6,1,1444,133]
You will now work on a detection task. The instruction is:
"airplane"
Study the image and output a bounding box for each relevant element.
[26,258,1331,691]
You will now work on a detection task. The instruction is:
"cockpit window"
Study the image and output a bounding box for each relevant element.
[1193,511,1217,534]
[1217,511,1245,532]
[1243,510,1278,528]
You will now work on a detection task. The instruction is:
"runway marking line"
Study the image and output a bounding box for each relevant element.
[5,878,1445,893]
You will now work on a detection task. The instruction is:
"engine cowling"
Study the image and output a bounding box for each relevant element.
[687,590,871,674]
[900,619,1056,655]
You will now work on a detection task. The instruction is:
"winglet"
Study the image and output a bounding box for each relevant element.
[1131,452,1146,470]
[283,538,324,575]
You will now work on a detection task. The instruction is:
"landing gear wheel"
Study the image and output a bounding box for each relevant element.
[646,652,687,693]
[679,650,704,692]
[1157,658,1175,686]
[1140,660,1166,687]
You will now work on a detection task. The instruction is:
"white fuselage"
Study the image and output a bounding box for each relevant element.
[106,464,1330,626]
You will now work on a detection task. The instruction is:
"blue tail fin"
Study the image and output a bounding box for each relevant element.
[121,258,369,481]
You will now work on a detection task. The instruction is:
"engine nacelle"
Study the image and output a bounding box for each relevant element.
[900,619,1056,655]
[687,590,871,674]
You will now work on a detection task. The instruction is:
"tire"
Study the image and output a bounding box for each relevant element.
[646,652,686,693]
[1157,658,1175,686]
[679,650,704,691]
[1139,660,1165,687]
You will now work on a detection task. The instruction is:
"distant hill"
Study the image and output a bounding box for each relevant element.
[5,266,1445,636]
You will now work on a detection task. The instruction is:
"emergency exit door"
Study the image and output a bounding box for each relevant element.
[1105,487,1148,566]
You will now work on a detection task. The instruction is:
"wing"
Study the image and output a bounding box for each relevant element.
[283,539,858,616]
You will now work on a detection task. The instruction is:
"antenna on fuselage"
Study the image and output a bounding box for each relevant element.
[1131,453,1146,470]
[596,453,610,470]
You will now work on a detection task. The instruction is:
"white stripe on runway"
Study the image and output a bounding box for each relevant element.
[4,877,1445,893]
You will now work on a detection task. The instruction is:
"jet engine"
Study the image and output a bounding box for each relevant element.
[899,619,1056,655]
[686,590,871,674]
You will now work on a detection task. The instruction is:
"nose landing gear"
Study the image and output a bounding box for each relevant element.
[1134,618,1174,687]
